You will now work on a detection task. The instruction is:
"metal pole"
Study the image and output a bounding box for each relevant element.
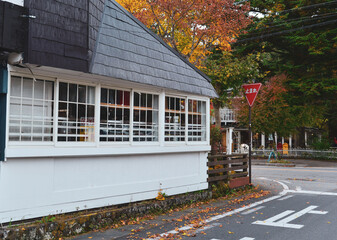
[248,106,252,184]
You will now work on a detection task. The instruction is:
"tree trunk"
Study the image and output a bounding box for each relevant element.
[213,102,221,128]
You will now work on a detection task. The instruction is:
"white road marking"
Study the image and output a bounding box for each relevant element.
[147,178,335,239]
[253,205,328,229]
[272,180,290,191]
[147,184,287,239]
[309,210,328,214]
[242,206,265,215]
[295,186,302,191]
[287,190,337,196]
[210,238,255,240]
[278,195,294,201]
[194,223,220,233]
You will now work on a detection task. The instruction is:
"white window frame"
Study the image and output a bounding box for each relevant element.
[6,72,211,157]
[55,79,97,147]
[186,97,208,144]
[164,95,187,143]
[99,85,132,145]
[132,90,160,144]
[7,73,56,146]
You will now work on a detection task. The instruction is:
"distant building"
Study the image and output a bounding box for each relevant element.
[219,106,323,153]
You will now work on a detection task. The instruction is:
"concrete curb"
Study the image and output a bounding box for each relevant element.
[253,162,296,167]
[0,191,211,240]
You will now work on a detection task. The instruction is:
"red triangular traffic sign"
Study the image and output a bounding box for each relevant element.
[242,83,262,107]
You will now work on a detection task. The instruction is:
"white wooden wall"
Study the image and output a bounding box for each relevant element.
[0,151,208,223]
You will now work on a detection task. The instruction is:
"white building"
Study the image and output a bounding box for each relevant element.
[0,0,217,223]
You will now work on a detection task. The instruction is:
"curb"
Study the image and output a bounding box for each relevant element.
[253,162,296,167]
[0,191,211,240]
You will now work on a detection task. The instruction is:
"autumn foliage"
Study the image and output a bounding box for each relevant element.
[117,0,251,65]
[233,74,298,137]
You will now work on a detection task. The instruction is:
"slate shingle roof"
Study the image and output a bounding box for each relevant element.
[90,0,217,98]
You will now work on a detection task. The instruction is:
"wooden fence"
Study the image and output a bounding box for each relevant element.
[207,153,249,188]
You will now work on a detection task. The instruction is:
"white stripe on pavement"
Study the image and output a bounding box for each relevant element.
[147,178,337,240]
[278,195,294,201]
[242,206,265,215]
[147,180,288,240]
[287,190,337,196]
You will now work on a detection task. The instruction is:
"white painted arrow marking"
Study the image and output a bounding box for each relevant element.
[253,206,328,229]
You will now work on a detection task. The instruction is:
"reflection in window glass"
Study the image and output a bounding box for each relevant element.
[9,76,54,142]
[188,99,206,142]
[58,83,95,142]
[100,88,130,142]
[165,96,185,142]
[133,92,158,142]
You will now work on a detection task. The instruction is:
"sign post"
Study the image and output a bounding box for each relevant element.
[242,83,262,184]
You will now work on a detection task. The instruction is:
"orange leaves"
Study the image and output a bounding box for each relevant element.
[156,190,166,201]
[117,0,251,66]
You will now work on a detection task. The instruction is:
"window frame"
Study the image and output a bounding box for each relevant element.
[99,85,132,145]
[7,73,56,146]
[55,79,97,147]
[164,95,187,143]
[7,73,210,151]
[132,90,160,144]
[186,97,208,144]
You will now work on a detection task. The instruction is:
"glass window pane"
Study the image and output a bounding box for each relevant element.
[100,106,107,123]
[87,105,94,119]
[58,102,67,118]
[11,76,21,97]
[45,81,54,100]
[34,80,44,99]
[147,94,152,108]
[100,88,130,142]
[134,92,140,106]
[133,93,158,142]
[116,108,122,121]
[117,90,123,105]
[69,84,77,102]
[68,103,77,121]
[153,95,159,110]
[108,107,115,120]
[141,93,146,107]
[101,88,108,103]
[87,86,95,104]
[59,82,68,101]
[109,89,115,104]
[124,91,130,106]
[22,78,33,98]
[78,104,86,121]
[78,85,86,103]
[165,96,186,142]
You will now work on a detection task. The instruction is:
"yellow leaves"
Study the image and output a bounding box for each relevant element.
[228,231,234,234]
[156,191,166,201]
[117,0,250,66]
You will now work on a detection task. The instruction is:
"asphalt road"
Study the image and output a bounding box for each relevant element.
[72,163,337,240]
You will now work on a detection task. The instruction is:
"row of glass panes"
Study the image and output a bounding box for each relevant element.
[8,76,206,143]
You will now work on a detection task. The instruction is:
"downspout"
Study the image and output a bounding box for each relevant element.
[0,66,8,161]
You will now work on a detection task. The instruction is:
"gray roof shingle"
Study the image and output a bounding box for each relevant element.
[90,0,217,98]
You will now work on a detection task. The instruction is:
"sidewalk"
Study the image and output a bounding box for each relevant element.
[252,158,337,168]
[69,187,272,240]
